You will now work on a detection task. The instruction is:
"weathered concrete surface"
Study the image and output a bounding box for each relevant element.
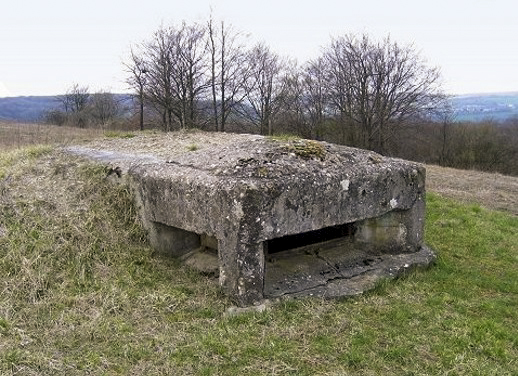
[67,135,435,306]
[265,241,436,299]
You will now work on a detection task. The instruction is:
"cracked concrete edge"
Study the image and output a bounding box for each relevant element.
[269,245,437,301]
[224,246,436,314]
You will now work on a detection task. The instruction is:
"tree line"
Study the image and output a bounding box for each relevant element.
[125,18,444,154]
[44,17,517,176]
[394,118,518,176]
[44,84,126,129]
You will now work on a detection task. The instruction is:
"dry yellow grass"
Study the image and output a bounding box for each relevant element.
[1,146,516,375]
[426,164,518,216]
[0,122,104,151]
[0,128,517,374]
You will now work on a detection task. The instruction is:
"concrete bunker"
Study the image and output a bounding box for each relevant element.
[125,137,436,306]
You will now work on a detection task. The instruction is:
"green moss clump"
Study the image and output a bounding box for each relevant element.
[287,140,326,160]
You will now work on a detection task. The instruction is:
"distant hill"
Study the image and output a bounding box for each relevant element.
[1,92,518,123]
[450,92,518,122]
[0,94,133,123]
[0,96,59,122]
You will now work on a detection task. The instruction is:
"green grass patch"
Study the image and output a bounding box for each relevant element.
[0,148,516,375]
[104,130,136,139]
[267,133,302,142]
[187,143,199,151]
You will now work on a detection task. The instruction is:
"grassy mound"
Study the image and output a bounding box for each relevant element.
[0,147,517,375]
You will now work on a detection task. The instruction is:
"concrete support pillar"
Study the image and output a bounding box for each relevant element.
[401,194,426,252]
[354,200,424,254]
[219,238,265,306]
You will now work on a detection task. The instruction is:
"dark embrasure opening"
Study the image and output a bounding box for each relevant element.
[266,222,355,255]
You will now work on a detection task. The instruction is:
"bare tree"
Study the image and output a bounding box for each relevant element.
[174,22,210,129]
[207,17,250,132]
[58,83,90,114]
[300,58,329,139]
[208,17,218,130]
[89,91,121,127]
[242,43,288,135]
[277,65,307,136]
[139,22,210,131]
[124,48,148,131]
[276,58,331,139]
[432,104,456,166]
[54,83,91,127]
[142,26,177,131]
[322,34,444,153]
[57,93,73,114]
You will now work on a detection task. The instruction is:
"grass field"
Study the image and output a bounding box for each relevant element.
[0,122,105,151]
[0,125,517,375]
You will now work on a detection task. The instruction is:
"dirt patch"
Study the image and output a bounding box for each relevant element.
[426,164,518,216]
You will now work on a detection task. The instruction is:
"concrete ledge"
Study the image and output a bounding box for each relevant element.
[272,245,436,300]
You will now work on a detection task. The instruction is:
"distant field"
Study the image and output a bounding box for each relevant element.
[451,92,518,122]
[0,122,104,151]
[427,165,518,216]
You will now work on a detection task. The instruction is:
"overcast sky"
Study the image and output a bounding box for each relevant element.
[1,0,516,97]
